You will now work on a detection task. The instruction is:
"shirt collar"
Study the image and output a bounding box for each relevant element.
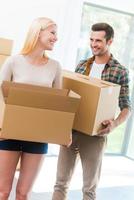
[87,54,115,69]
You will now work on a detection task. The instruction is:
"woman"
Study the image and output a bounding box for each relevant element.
[0,17,61,200]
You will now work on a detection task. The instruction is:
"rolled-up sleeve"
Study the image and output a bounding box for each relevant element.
[119,68,131,110]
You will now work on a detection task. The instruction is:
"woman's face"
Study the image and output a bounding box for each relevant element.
[38,24,57,50]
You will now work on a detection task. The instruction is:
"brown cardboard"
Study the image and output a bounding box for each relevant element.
[1,81,69,98]
[0,81,80,145]
[62,70,121,136]
[0,38,13,55]
[0,55,9,68]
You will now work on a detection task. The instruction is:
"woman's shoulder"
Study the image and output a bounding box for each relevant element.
[11,54,24,60]
[5,54,23,63]
[49,58,60,65]
[49,58,62,69]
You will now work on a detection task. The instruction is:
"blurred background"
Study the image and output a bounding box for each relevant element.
[0,0,134,199]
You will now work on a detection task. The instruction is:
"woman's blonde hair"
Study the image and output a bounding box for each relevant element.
[21,17,56,55]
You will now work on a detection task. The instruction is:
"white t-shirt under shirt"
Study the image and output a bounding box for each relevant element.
[89,61,106,79]
[0,54,62,88]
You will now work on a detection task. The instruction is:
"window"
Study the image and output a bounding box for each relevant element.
[77,3,134,155]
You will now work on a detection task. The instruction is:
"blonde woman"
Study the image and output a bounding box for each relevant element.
[0,17,61,200]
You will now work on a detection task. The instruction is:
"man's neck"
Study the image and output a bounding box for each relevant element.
[95,52,111,64]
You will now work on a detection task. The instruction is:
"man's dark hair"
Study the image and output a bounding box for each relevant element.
[91,23,114,41]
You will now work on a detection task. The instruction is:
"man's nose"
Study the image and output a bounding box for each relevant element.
[91,41,97,47]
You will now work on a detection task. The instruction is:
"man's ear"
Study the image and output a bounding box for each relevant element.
[107,38,113,46]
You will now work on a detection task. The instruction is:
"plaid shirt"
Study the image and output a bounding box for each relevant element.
[75,55,131,110]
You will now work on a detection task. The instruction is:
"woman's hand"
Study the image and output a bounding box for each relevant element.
[66,135,72,147]
[62,133,72,147]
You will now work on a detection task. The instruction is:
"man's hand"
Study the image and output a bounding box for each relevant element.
[98,119,117,136]
[98,108,131,136]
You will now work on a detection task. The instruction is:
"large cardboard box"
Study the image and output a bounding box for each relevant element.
[0,55,9,68]
[0,81,80,145]
[0,38,13,55]
[62,70,121,136]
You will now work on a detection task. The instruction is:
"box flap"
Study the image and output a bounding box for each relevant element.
[63,70,120,88]
[1,81,68,98]
[6,87,80,113]
[68,90,81,99]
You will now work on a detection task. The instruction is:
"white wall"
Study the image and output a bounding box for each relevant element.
[0,0,65,53]
[0,0,134,70]
[0,0,84,70]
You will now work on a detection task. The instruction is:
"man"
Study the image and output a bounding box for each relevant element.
[52,23,131,200]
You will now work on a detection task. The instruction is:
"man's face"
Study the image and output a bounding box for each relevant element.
[90,31,112,56]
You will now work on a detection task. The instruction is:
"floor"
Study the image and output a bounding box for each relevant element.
[9,155,134,200]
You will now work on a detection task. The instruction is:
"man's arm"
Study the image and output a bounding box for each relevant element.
[98,64,131,136]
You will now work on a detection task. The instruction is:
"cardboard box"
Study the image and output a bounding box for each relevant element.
[62,70,121,136]
[0,55,9,68]
[0,81,80,145]
[0,38,13,55]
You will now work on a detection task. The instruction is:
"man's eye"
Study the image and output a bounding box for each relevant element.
[51,32,56,35]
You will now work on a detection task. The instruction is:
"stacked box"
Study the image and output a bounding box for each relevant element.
[0,38,13,68]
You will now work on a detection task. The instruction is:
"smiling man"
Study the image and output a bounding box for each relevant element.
[52,23,131,200]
